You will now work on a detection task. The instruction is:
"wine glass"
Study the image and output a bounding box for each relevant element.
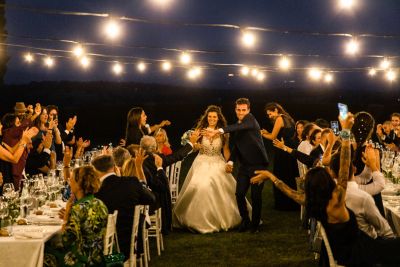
[2,183,15,199]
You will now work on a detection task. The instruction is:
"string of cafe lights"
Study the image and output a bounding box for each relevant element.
[0,1,399,83]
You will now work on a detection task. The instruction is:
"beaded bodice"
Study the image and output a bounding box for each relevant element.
[199,137,223,156]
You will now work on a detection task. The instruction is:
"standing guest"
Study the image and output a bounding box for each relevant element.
[292,120,308,148]
[261,102,299,211]
[297,123,318,177]
[386,112,400,151]
[2,103,41,189]
[154,128,173,156]
[45,166,108,267]
[206,98,269,233]
[123,107,171,146]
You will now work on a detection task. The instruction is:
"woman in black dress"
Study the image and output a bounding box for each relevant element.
[261,102,299,210]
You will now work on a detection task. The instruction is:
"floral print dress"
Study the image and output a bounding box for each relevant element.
[45,194,108,267]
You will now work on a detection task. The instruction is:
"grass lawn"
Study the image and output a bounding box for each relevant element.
[148,154,318,267]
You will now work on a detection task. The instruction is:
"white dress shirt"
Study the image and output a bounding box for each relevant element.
[354,166,385,195]
[297,140,313,177]
[346,181,394,239]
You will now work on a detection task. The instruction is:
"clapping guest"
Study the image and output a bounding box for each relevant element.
[25,130,55,176]
[123,107,171,146]
[32,107,62,153]
[2,103,41,189]
[154,128,172,156]
[45,165,108,267]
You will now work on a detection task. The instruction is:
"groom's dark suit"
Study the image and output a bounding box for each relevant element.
[223,113,269,228]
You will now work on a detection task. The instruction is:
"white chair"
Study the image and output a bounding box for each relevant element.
[142,206,150,267]
[148,207,164,256]
[165,161,182,205]
[125,205,145,267]
[295,176,305,220]
[103,210,119,256]
[316,221,345,267]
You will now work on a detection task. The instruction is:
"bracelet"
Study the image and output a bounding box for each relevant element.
[339,130,351,140]
[63,166,70,169]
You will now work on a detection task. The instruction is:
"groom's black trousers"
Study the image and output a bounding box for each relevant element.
[236,165,265,227]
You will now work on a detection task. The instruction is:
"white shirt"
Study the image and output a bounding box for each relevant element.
[99,172,116,183]
[297,140,313,177]
[354,166,385,195]
[346,181,394,239]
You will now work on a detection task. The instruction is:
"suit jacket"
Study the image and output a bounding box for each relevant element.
[223,113,269,167]
[95,174,155,257]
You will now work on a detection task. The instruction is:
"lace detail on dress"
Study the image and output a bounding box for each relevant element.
[199,137,222,156]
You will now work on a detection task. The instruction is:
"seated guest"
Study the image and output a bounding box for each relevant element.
[141,133,199,233]
[112,146,131,174]
[45,166,108,267]
[93,154,155,258]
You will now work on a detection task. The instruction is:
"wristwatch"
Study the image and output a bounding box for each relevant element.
[339,130,351,140]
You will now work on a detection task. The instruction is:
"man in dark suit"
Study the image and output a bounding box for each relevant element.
[92,154,155,258]
[140,132,199,233]
[207,98,269,233]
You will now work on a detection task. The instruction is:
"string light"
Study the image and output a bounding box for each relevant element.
[187,66,202,80]
[112,62,123,75]
[256,72,266,82]
[380,58,391,70]
[368,68,377,77]
[386,70,397,82]
[345,39,360,56]
[251,68,259,77]
[278,56,291,71]
[72,45,84,57]
[180,52,192,65]
[104,20,121,40]
[324,73,334,83]
[43,56,54,68]
[149,0,173,9]
[240,66,250,76]
[338,0,356,10]
[137,62,147,72]
[24,53,34,63]
[241,31,256,48]
[308,67,322,81]
[161,61,172,71]
[80,56,91,68]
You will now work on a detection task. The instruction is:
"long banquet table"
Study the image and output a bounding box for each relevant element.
[382,180,400,236]
[0,223,62,267]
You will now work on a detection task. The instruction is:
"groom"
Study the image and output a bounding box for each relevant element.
[207,98,269,232]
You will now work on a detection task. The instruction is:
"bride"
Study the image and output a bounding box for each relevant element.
[173,105,248,233]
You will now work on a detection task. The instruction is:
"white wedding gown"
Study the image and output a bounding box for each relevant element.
[173,137,249,233]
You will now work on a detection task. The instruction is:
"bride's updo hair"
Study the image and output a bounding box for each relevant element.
[196,105,227,130]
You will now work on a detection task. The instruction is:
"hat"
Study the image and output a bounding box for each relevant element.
[14,102,27,113]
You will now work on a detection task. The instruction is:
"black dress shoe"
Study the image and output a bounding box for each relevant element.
[238,220,250,232]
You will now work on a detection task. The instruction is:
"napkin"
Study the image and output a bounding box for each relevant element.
[14,232,44,239]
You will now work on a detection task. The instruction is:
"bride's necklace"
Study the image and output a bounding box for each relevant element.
[206,127,217,144]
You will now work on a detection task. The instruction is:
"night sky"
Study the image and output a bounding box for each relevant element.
[4,0,400,89]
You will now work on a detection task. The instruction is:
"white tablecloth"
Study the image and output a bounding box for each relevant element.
[382,180,400,236]
[0,224,62,267]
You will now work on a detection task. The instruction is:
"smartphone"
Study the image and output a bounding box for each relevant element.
[330,121,339,135]
[338,103,348,120]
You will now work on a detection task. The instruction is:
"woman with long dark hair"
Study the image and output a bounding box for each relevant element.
[173,105,248,233]
[261,102,299,211]
[124,107,171,146]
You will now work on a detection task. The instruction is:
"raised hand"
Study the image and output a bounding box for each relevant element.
[22,127,39,141]
[34,103,41,116]
[63,146,73,167]
[119,138,126,147]
[42,131,53,149]
[160,120,171,127]
[66,116,77,132]
[189,129,201,144]
[338,112,354,131]
[153,153,163,169]
[134,148,148,167]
